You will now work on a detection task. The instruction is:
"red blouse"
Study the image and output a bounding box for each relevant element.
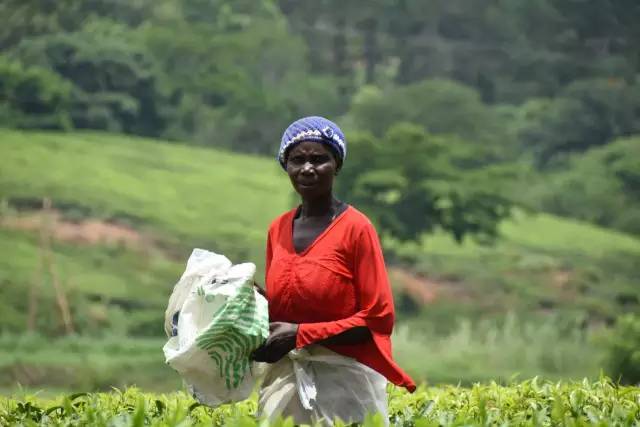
[265,205,416,392]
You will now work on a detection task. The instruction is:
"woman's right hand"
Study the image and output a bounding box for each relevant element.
[251,321,298,363]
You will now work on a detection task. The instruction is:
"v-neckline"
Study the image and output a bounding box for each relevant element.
[290,205,351,256]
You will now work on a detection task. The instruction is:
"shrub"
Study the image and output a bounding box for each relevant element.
[605,314,640,384]
[0,55,72,129]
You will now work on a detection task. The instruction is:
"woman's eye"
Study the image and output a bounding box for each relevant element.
[289,156,304,164]
[311,155,329,164]
[288,154,330,166]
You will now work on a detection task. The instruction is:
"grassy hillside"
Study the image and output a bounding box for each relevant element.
[2,128,639,331]
[389,208,640,329]
[1,129,640,389]
[0,129,292,337]
[1,130,292,268]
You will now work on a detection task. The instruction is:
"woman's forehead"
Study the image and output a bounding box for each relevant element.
[288,141,332,155]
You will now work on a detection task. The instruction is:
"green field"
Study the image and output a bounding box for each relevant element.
[2,379,638,426]
[0,129,291,265]
[1,129,640,391]
[389,209,640,328]
[0,129,291,337]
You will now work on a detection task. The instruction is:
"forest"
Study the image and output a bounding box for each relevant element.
[2,1,639,240]
[1,0,640,399]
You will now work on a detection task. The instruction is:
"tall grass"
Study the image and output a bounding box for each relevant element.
[393,315,604,385]
[0,316,605,393]
[0,333,179,392]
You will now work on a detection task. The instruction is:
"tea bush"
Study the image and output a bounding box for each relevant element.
[1,378,638,426]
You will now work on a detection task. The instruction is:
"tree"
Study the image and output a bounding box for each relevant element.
[347,78,507,153]
[10,21,170,136]
[337,123,512,243]
[1,0,342,152]
[518,78,640,166]
[605,314,640,384]
[0,55,72,129]
[0,0,161,50]
[529,136,640,236]
[280,0,640,105]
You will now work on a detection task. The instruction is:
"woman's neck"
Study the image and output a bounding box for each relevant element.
[299,193,336,219]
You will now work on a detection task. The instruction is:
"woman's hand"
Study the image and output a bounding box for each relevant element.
[251,321,298,363]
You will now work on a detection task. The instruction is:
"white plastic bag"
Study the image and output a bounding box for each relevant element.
[163,249,269,407]
[258,346,389,426]
[163,248,232,337]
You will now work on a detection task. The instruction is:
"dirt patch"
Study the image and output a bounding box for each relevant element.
[551,270,572,289]
[1,211,151,249]
[388,267,472,305]
[389,267,437,303]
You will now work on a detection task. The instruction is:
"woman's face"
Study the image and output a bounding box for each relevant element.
[286,141,339,199]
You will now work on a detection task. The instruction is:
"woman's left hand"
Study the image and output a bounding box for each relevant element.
[251,321,298,363]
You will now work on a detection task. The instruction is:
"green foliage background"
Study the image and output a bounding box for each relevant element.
[1,0,640,401]
[2,379,639,426]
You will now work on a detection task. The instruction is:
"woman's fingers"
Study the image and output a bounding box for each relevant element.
[251,344,268,361]
[250,340,291,363]
[251,323,299,363]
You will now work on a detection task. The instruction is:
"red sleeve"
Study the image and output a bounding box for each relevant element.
[296,221,395,347]
[265,228,273,285]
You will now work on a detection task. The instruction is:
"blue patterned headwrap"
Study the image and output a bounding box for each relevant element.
[278,116,347,170]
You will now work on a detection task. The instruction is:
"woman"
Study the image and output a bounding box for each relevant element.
[252,116,415,425]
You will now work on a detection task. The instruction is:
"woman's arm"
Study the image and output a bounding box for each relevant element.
[319,325,371,345]
[251,323,371,363]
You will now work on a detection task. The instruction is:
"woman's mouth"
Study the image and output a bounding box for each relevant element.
[297,181,317,188]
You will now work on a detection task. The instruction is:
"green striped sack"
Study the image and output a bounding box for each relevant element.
[163,252,269,407]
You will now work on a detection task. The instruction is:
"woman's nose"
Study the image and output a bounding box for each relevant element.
[301,162,315,174]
